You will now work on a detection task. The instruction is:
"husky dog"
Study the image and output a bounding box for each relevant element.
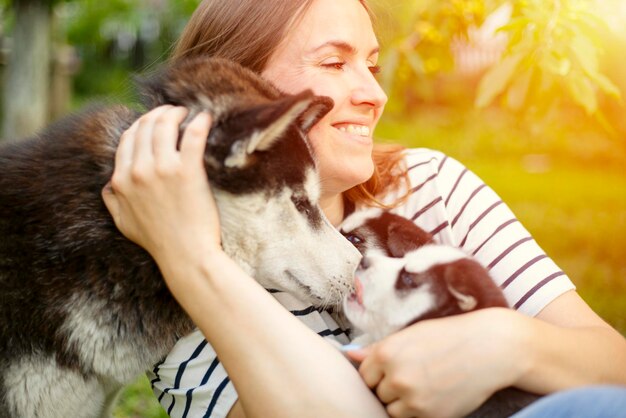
[0,56,360,418]
[340,207,435,259]
[340,209,507,343]
[340,209,540,418]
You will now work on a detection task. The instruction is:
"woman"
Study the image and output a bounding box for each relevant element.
[102,0,626,417]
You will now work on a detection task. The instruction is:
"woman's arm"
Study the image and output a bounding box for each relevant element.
[348,151,626,418]
[348,291,626,418]
[102,106,386,418]
[165,241,386,418]
[519,290,626,391]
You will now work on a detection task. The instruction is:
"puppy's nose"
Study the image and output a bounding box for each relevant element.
[359,256,370,270]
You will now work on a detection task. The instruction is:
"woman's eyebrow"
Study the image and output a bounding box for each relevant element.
[309,40,379,57]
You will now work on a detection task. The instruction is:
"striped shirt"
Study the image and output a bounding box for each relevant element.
[149,149,574,417]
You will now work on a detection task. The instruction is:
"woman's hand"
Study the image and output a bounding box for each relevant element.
[348,308,527,418]
[102,105,221,276]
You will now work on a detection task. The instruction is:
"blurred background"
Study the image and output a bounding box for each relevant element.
[1,0,624,416]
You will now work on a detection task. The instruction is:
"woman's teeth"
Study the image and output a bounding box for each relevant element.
[337,124,370,137]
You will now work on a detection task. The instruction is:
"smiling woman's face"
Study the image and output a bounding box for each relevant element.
[262,0,387,198]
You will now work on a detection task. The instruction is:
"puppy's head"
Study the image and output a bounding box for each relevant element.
[340,209,434,258]
[343,245,507,341]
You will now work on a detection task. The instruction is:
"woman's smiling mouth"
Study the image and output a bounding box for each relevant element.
[332,123,371,138]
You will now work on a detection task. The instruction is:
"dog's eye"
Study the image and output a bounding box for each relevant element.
[395,268,418,291]
[344,234,363,245]
[291,196,311,215]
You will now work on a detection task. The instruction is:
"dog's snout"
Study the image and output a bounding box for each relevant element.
[359,256,370,270]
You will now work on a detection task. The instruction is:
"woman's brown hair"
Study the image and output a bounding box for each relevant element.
[173,0,407,208]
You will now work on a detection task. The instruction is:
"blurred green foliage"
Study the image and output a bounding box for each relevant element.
[373,0,502,83]
[371,0,623,136]
[60,0,199,101]
[476,0,621,119]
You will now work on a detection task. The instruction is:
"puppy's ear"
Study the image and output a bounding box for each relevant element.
[442,260,479,312]
[224,90,320,168]
[387,221,434,258]
[443,258,509,310]
[446,284,478,312]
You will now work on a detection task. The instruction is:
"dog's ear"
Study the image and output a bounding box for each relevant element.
[443,258,509,311]
[446,283,478,312]
[136,71,167,110]
[387,220,434,258]
[442,260,479,312]
[224,90,329,168]
[297,95,334,132]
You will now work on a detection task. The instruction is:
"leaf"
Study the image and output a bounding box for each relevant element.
[507,68,533,111]
[381,48,400,93]
[403,49,425,76]
[497,16,531,35]
[541,50,572,76]
[570,33,599,76]
[475,52,524,108]
[593,109,618,138]
[567,73,597,114]
[589,72,623,101]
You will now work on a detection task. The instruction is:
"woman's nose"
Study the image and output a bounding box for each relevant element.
[351,68,388,109]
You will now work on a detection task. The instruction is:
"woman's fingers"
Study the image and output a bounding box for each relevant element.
[385,400,413,418]
[375,378,400,405]
[358,353,386,389]
[152,106,189,164]
[180,111,212,166]
[132,105,174,176]
[103,104,217,256]
[101,180,119,224]
[119,106,209,175]
[115,117,140,176]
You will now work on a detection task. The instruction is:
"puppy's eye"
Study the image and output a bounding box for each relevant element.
[344,234,363,245]
[395,268,418,291]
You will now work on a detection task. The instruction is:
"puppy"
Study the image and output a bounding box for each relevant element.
[340,209,540,418]
[340,208,507,343]
[340,207,435,258]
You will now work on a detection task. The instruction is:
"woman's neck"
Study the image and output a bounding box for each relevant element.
[319,193,344,227]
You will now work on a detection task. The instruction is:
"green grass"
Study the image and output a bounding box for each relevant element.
[113,376,168,418]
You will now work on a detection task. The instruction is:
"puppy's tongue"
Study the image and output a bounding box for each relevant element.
[354,276,364,305]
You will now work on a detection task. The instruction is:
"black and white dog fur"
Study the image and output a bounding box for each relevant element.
[0,56,360,418]
[339,208,507,345]
[340,208,540,418]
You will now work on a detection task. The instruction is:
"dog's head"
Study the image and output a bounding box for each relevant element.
[340,208,434,258]
[339,211,507,341]
[344,245,507,341]
[139,57,361,307]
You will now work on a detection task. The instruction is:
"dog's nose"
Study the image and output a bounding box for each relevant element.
[359,256,370,270]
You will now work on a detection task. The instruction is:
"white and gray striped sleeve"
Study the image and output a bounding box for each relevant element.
[395,149,575,316]
[148,290,351,418]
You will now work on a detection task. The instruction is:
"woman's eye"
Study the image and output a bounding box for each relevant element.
[369,65,381,75]
[322,62,345,71]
